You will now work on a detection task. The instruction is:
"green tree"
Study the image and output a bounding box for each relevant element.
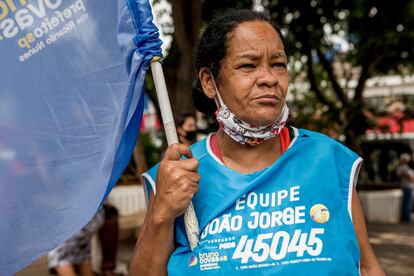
[161,0,252,118]
[266,0,414,151]
[154,0,414,152]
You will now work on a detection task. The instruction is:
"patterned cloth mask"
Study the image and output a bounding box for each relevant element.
[211,76,289,146]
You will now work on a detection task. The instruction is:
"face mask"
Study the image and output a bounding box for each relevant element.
[211,75,289,146]
[184,130,197,141]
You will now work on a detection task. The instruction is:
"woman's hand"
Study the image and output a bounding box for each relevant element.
[130,143,200,276]
[153,143,200,224]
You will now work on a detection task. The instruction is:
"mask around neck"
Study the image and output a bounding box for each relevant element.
[210,74,289,146]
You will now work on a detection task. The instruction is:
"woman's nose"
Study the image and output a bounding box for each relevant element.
[256,65,279,87]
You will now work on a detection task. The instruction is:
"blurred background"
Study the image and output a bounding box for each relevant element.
[19,0,414,275]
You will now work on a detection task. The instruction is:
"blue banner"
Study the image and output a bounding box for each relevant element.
[0,0,162,274]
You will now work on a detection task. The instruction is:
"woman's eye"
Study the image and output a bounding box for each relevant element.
[239,64,255,69]
[272,62,287,68]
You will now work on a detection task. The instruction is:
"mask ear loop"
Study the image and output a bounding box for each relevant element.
[276,103,287,121]
[209,73,225,108]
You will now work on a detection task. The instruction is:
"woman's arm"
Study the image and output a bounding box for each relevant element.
[129,192,175,276]
[352,188,386,276]
[129,144,200,276]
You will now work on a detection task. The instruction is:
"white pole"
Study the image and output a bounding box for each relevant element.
[150,60,200,251]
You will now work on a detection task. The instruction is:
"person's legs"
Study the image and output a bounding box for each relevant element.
[55,264,77,276]
[99,204,119,273]
[401,186,413,222]
[79,262,95,276]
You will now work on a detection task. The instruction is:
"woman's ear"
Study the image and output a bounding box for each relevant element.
[199,68,217,99]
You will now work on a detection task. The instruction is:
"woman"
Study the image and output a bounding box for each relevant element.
[176,112,198,146]
[130,10,384,275]
[48,208,104,276]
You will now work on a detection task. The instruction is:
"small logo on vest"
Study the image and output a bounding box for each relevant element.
[310,204,330,224]
[188,255,198,267]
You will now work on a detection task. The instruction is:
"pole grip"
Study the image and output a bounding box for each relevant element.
[150,61,200,251]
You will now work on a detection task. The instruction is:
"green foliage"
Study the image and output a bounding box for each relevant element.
[139,132,162,168]
[158,0,414,151]
[268,0,414,73]
[202,0,252,21]
[264,0,414,150]
[347,0,414,73]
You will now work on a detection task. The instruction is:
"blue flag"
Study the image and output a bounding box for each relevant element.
[0,0,162,274]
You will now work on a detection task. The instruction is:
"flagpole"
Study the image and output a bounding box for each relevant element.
[150,58,200,251]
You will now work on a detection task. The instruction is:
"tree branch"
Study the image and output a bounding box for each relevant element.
[316,48,348,105]
[171,0,201,52]
[170,0,191,53]
[190,0,202,44]
[305,50,337,111]
[354,46,384,101]
[353,63,370,101]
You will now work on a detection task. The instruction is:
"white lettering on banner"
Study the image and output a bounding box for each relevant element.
[199,252,219,264]
[259,193,270,207]
[235,186,301,211]
[1,0,65,35]
[15,8,34,30]
[45,20,75,44]
[13,0,87,62]
[247,206,306,229]
[202,187,305,240]
[246,192,257,210]
[198,251,228,271]
[0,17,18,37]
[232,228,325,264]
[219,241,236,249]
[235,195,246,211]
[1,0,87,54]
[196,186,335,270]
[201,214,243,239]
[290,186,300,202]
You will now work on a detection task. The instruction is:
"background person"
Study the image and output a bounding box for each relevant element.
[48,208,104,276]
[98,203,120,276]
[130,9,384,276]
[176,112,198,146]
[396,153,414,222]
[48,203,120,276]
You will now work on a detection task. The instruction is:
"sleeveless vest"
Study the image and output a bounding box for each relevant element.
[143,128,362,275]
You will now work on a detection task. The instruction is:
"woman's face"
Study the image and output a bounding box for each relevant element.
[215,21,288,126]
[181,116,197,132]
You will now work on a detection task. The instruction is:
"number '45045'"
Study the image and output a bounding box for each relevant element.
[232,228,324,264]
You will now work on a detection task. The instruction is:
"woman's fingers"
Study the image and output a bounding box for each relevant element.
[187,171,201,183]
[154,144,201,220]
[164,143,193,160]
[179,158,199,172]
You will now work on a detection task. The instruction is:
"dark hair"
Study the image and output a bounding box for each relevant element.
[192,9,287,114]
[176,112,195,127]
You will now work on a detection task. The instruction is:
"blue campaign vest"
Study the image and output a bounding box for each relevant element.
[143,128,362,275]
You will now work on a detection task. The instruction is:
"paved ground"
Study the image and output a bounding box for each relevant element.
[16,239,134,276]
[367,222,414,276]
[17,222,414,276]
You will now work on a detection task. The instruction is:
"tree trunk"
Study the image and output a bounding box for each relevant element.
[343,103,367,154]
[164,0,202,118]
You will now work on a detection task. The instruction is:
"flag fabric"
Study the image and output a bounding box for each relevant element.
[0,0,162,274]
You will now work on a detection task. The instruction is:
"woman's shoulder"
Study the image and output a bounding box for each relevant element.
[295,127,359,159]
[189,136,210,158]
[295,127,333,141]
[296,127,341,145]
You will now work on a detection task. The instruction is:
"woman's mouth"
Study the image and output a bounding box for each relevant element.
[254,94,280,104]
